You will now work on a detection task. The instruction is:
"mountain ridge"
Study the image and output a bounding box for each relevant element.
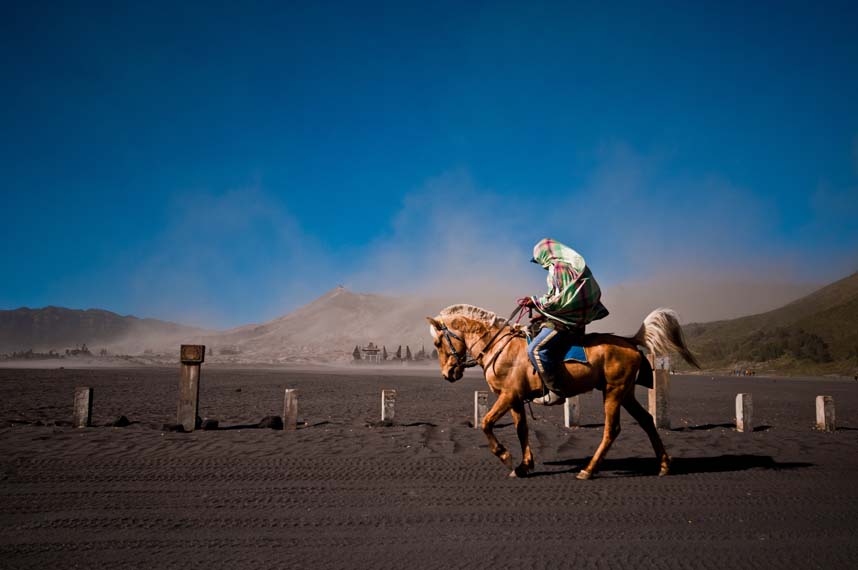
[3,273,856,374]
[0,306,211,354]
[683,272,858,374]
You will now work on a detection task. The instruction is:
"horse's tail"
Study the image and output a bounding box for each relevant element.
[631,308,701,369]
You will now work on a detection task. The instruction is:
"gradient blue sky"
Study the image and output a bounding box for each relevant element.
[2,1,857,327]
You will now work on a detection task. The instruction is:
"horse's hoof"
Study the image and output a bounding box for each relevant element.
[510,465,530,478]
[658,466,670,477]
[576,470,593,480]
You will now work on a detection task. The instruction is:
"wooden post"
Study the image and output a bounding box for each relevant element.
[283,389,298,431]
[816,395,835,432]
[648,367,670,429]
[564,396,581,428]
[381,389,396,423]
[177,344,205,432]
[736,393,753,432]
[73,387,93,428]
[474,391,489,429]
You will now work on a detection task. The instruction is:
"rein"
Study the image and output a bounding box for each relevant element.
[437,325,480,368]
[439,303,529,369]
[473,304,526,363]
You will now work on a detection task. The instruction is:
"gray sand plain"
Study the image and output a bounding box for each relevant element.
[1,367,857,569]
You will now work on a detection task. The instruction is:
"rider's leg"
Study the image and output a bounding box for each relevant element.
[527,324,567,406]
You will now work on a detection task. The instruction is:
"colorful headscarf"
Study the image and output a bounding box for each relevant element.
[530,238,609,326]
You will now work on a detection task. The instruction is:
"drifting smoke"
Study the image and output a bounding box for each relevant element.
[346,171,538,315]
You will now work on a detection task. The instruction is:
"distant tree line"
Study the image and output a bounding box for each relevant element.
[1,349,63,361]
[352,343,439,363]
[0,344,106,361]
[66,344,92,356]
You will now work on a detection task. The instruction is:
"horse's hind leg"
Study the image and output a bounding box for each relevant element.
[622,394,671,476]
[482,393,514,470]
[578,387,623,480]
[509,400,534,478]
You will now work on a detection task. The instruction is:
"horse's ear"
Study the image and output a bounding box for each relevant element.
[426,317,442,336]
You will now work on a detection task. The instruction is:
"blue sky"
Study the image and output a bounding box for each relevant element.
[2,1,856,327]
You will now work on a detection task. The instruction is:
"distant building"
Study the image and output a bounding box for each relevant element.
[362,342,381,363]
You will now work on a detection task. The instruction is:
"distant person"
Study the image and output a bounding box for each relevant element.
[520,238,609,406]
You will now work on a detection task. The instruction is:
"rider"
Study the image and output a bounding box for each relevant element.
[520,238,609,406]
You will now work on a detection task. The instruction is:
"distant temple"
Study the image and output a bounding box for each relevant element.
[362,342,381,363]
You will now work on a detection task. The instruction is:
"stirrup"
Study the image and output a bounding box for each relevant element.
[533,391,566,406]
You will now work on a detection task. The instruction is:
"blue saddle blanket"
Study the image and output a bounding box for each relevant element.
[526,333,588,364]
[564,344,588,364]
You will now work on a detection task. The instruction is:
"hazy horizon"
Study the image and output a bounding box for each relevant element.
[0,273,830,334]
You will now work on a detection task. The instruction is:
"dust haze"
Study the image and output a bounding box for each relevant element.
[103,146,852,333]
[345,158,832,332]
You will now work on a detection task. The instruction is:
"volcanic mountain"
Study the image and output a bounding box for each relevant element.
[203,287,441,363]
[0,288,442,363]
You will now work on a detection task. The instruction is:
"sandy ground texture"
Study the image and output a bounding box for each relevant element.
[1,366,857,569]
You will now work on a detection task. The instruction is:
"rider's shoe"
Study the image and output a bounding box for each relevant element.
[532,391,566,406]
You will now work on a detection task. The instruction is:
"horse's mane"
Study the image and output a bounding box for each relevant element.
[439,304,505,327]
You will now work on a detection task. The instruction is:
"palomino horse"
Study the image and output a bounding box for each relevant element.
[427,305,700,479]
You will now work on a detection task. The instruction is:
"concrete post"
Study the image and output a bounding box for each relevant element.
[564,396,581,428]
[648,369,670,429]
[736,393,753,432]
[816,395,835,432]
[474,391,489,429]
[381,389,396,423]
[283,389,298,431]
[73,387,93,428]
[177,344,205,432]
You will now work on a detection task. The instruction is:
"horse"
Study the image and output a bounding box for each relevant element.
[426,305,700,479]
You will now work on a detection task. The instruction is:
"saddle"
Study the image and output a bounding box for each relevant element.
[526,325,653,388]
[527,318,588,364]
[525,329,589,364]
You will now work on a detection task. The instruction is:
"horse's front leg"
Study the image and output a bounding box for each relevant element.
[509,400,534,478]
[481,392,514,470]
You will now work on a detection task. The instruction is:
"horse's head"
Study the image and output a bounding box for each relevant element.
[426,316,469,382]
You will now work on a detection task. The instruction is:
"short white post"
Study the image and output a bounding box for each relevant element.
[736,393,753,432]
[73,387,93,428]
[648,368,670,429]
[564,396,581,428]
[474,391,489,429]
[283,389,298,431]
[381,389,396,423]
[816,395,835,432]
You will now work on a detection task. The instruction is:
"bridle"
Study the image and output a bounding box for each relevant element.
[436,322,480,369]
[436,304,528,370]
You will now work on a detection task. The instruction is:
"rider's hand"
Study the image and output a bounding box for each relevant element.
[517,297,535,307]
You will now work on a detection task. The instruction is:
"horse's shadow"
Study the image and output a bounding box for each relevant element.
[535,454,812,478]
[575,422,775,432]
[671,423,773,432]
